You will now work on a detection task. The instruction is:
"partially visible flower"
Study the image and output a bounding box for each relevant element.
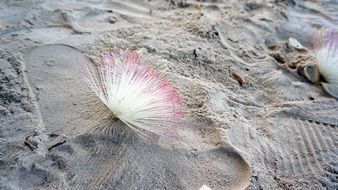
[81,50,184,139]
[313,30,338,98]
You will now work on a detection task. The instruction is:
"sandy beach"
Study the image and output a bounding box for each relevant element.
[0,0,337,189]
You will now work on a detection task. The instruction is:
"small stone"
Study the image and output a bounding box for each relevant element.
[107,16,117,24]
[288,37,307,51]
[304,64,320,83]
[297,64,320,83]
[265,36,280,50]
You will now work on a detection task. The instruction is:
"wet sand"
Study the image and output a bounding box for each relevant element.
[0,0,337,189]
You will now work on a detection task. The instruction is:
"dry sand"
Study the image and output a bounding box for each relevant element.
[0,0,337,189]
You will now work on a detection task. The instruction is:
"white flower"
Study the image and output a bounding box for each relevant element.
[81,50,183,139]
[314,32,338,98]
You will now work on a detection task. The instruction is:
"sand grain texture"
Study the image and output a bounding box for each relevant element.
[0,0,337,189]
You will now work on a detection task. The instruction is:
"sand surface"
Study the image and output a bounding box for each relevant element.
[0,0,337,189]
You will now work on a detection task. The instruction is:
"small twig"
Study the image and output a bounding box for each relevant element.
[24,135,37,151]
[229,68,244,86]
[47,134,67,151]
[48,139,66,151]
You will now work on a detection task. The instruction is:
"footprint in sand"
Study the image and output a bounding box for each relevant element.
[24,44,251,190]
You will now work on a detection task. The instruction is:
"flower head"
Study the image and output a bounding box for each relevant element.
[81,50,183,139]
[313,30,338,98]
